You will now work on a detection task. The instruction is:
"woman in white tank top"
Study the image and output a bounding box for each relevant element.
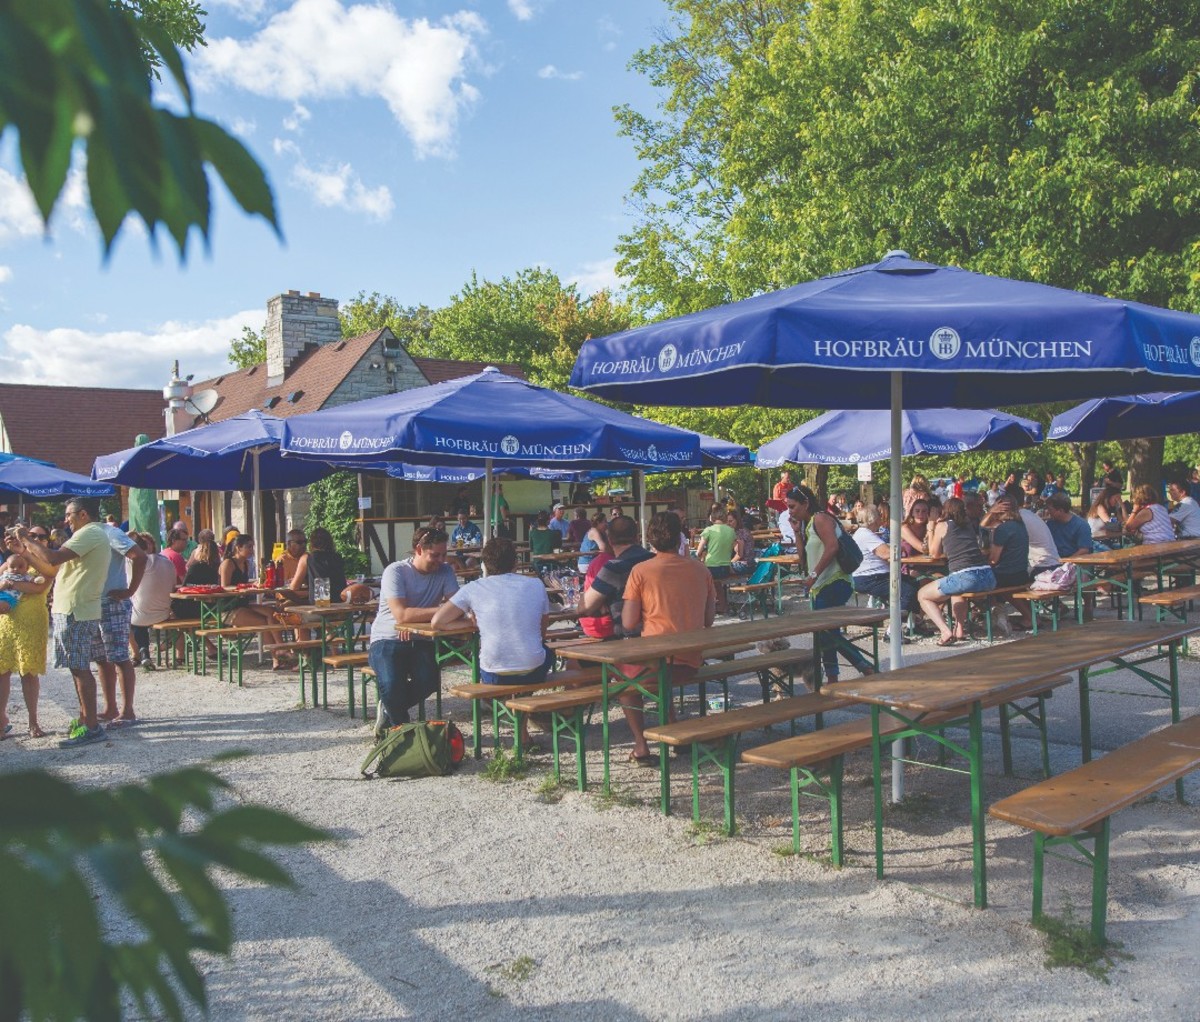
[1125,484,1175,545]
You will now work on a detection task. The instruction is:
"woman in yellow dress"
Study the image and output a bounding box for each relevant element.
[0,536,53,738]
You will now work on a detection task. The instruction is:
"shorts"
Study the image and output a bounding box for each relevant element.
[99,596,133,663]
[53,613,105,671]
[707,564,733,581]
[937,565,997,597]
[0,589,19,610]
[481,646,555,687]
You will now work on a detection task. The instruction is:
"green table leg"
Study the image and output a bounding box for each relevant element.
[1078,666,1093,763]
[1091,819,1112,944]
[1171,642,1185,802]
[968,701,987,910]
[872,705,885,879]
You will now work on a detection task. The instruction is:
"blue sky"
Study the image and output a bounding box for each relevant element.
[0,0,667,390]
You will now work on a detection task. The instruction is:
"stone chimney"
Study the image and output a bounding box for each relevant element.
[264,290,342,386]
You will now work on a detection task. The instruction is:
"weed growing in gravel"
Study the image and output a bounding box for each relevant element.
[595,784,640,810]
[1034,906,1132,982]
[885,792,938,820]
[486,956,538,984]
[483,749,528,783]
[535,774,565,803]
[686,820,726,845]
[772,844,798,858]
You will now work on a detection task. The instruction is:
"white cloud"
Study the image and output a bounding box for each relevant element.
[537,64,583,81]
[281,103,310,132]
[197,0,486,158]
[569,257,622,296]
[0,168,46,244]
[228,115,258,137]
[0,309,264,389]
[273,138,393,219]
[597,15,620,52]
[0,266,11,284]
[508,0,535,21]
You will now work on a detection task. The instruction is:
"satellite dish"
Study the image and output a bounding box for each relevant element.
[186,388,219,416]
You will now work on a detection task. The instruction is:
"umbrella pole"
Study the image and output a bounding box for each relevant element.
[484,459,493,574]
[889,372,906,804]
[636,470,646,546]
[712,467,719,501]
[253,449,264,584]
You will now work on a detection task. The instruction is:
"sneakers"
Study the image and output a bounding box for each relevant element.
[59,725,105,749]
[138,650,156,670]
[66,717,87,740]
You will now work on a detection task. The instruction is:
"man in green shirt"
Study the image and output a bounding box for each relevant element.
[18,498,112,747]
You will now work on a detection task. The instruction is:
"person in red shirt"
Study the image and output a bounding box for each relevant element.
[771,470,793,504]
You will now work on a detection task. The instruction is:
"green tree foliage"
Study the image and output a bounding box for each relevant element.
[619,0,1200,311]
[0,758,328,1021]
[339,291,435,347]
[229,324,266,369]
[412,268,636,389]
[306,472,369,576]
[615,0,1200,491]
[0,0,279,257]
[117,0,206,70]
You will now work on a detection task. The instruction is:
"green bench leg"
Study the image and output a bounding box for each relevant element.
[789,757,845,866]
[548,707,588,791]
[687,738,739,835]
[1033,819,1112,946]
[345,666,357,719]
[471,696,483,759]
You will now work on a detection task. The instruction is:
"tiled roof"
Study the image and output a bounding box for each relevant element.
[0,383,165,474]
[190,330,386,425]
[190,338,528,426]
[411,357,526,384]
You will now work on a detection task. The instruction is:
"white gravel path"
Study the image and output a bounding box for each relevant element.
[3,620,1199,1021]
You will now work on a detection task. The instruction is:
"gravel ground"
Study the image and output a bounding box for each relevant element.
[3,612,1199,1021]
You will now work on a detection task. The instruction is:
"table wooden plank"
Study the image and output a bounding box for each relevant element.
[833,621,1197,713]
[1065,538,1200,567]
[556,608,887,665]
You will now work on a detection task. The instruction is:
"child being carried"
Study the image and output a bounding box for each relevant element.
[0,553,43,615]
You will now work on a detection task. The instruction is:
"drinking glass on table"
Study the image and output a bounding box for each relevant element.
[313,576,331,607]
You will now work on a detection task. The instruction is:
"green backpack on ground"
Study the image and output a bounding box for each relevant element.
[360,720,465,779]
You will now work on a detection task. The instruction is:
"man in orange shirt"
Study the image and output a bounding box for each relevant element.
[621,512,716,766]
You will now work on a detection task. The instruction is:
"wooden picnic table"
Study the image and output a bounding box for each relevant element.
[288,601,378,706]
[399,609,584,688]
[170,586,274,629]
[834,619,1199,909]
[557,608,887,813]
[1065,537,1200,621]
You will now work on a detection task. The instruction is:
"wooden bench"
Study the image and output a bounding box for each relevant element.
[505,650,817,792]
[645,690,851,834]
[989,714,1200,943]
[447,666,603,761]
[727,581,778,620]
[954,584,1026,641]
[321,651,370,718]
[150,618,200,670]
[742,675,1072,865]
[1009,588,1076,634]
[1139,582,1200,628]
[193,625,272,685]
[263,639,330,705]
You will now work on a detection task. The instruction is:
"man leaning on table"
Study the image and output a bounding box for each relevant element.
[620,512,716,768]
[369,526,458,737]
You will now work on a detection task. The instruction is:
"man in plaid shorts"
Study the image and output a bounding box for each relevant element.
[97,520,146,725]
[17,498,114,747]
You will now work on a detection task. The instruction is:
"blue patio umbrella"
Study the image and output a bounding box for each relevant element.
[279,367,702,471]
[94,410,337,567]
[571,250,1200,799]
[280,367,707,538]
[757,408,1043,467]
[0,460,115,499]
[1048,392,1200,442]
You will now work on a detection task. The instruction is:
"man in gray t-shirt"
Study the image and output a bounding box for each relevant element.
[369,527,457,733]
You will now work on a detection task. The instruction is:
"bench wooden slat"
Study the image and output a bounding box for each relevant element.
[196,625,274,637]
[323,652,369,668]
[448,666,602,703]
[696,648,813,682]
[153,619,201,629]
[1139,583,1200,607]
[989,715,1200,836]
[644,692,851,746]
[743,674,1072,769]
[955,584,1025,600]
[1010,588,1073,602]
